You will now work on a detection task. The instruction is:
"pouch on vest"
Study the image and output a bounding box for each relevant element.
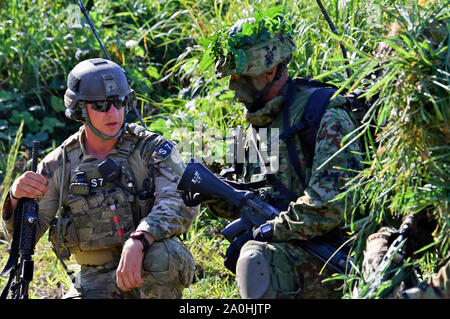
[48,215,80,260]
[67,159,135,251]
[133,171,155,225]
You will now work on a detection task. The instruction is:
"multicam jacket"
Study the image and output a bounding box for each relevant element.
[213,79,362,242]
[2,123,197,266]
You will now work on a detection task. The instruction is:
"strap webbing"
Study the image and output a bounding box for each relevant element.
[281,84,337,189]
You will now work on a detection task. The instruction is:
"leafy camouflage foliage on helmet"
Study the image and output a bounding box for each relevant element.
[199,7,296,78]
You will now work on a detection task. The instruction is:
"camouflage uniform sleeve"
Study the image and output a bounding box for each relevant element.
[135,139,198,241]
[1,196,16,239]
[1,146,67,242]
[267,106,362,241]
[394,261,450,299]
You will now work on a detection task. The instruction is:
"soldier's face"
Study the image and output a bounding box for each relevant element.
[86,102,125,137]
[229,74,267,105]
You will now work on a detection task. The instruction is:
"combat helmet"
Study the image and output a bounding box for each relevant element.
[64,58,137,139]
[211,8,297,79]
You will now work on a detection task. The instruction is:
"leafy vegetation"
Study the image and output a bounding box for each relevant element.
[200,6,294,75]
[330,0,449,298]
[0,0,448,298]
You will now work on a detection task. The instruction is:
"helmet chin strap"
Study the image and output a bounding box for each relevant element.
[244,63,286,112]
[85,118,125,140]
[244,80,277,112]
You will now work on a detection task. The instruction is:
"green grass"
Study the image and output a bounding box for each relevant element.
[182,209,240,299]
[0,209,237,299]
[1,0,448,299]
[0,231,77,299]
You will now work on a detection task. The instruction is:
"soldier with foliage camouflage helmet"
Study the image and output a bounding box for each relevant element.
[202,8,362,298]
[2,58,197,299]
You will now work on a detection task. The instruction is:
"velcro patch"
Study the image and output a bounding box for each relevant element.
[154,140,174,160]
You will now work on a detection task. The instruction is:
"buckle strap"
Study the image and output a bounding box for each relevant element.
[116,124,142,157]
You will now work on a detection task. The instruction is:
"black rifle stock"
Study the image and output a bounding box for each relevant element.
[364,214,421,298]
[1,141,40,299]
[177,159,353,274]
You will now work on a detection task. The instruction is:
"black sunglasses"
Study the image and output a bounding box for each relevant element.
[89,99,126,112]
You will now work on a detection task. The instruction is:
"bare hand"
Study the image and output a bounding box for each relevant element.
[11,171,50,200]
[116,238,145,291]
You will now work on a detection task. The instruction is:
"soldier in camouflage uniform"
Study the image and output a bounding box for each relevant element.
[1,58,196,298]
[362,218,449,299]
[206,13,362,298]
[395,261,449,299]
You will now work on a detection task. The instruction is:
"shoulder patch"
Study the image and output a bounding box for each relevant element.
[154,140,174,160]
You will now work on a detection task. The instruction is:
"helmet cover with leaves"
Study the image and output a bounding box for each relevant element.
[64,58,137,121]
[203,8,297,78]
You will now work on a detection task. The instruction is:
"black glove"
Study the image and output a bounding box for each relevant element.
[223,224,273,273]
[252,223,274,242]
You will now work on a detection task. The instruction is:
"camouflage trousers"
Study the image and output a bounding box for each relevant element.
[236,240,342,299]
[63,237,195,299]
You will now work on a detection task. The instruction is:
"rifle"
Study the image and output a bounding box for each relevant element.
[365,214,419,298]
[1,141,40,299]
[177,159,353,275]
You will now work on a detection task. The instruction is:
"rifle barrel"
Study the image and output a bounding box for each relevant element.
[31,141,40,173]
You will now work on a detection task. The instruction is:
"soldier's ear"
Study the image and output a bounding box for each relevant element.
[264,66,278,83]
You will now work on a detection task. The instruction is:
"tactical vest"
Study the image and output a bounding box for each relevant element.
[61,125,153,252]
[66,158,136,250]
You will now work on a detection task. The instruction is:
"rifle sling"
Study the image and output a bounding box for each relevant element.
[265,175,297,210]
[0,266,17,299]
[0,199,25,277]
[223,179,267,191]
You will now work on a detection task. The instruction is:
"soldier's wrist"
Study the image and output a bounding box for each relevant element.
[9,189,20,200]
[129,231,153,251]
[3,190,18,220]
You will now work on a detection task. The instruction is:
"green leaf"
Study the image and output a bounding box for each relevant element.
[34,131,49,142]
[41,116,65,133]
[50,96,65,112]
[198,46,214,73]
[0,90,12,102]
[234,49,247,73]
[149,118,167,134]
[133,46,145,57]
[10,110,32,125]
[145,65,160,80]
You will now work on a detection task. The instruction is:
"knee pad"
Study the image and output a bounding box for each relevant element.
[236,249,270,299]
